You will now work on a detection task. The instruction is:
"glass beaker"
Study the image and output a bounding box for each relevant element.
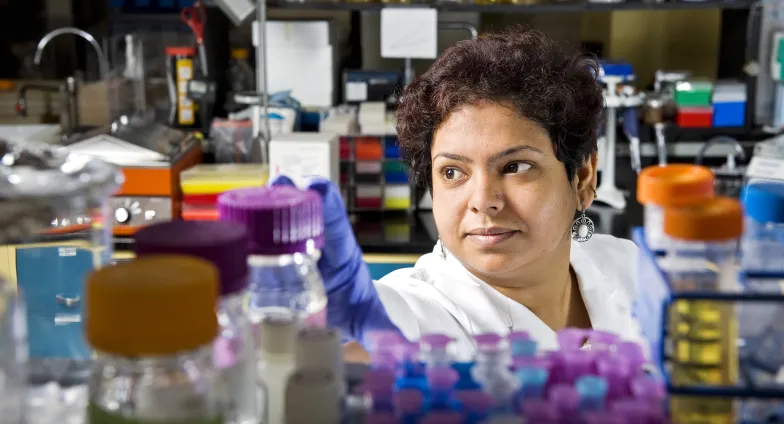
[0,138,123,386]
[0,278,26,424]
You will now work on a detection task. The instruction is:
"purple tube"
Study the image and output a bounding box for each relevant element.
[421,334,454,350]
[427,367,459,390]
[548,384,580,423]
[610,398,654,422]
[582,411,628,424]
[507,331,531,342]
[520,399,559,423]
[616,341,647,373]
[561,351,595,383]
[596,355,632,401]
[475,333,504,347]
[631,375,666,400]
[363,411,397,424]
[587,330,620,351]
[557,328,589,351]
[395,389,425,414]
[362,369,396,391]
[544,351,566,385]
[421,411,464,424]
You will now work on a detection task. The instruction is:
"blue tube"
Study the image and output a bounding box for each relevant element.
[453,362,480,391]
[575,375,609,412]
[516,367,549,400]
[510,339,538,358]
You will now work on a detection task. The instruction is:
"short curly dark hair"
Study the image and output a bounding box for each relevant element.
[395,27,604,190]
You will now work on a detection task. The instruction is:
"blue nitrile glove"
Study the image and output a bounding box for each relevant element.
[268,175,402,347]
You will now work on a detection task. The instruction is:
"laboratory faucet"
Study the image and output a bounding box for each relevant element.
[34,28,116,124]
[16,77,80,143]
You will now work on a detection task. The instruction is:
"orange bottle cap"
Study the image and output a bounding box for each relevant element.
[637,164,715,207]
[85,255,219,357]
[663,196,744,242]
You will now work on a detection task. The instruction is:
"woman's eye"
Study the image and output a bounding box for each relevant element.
[504,162,532,174]
[443,168,465,180]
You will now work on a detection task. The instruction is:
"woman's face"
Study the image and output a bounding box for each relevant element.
[431,102,595,281]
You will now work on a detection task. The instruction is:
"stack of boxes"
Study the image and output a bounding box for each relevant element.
[675,80,746,128]
[179,164,268,221]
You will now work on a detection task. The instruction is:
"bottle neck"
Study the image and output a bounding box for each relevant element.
[247,249,322,267]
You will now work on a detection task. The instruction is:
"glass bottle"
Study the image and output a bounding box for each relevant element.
[218,186,327,327]
[133,221,260,424]
[84,256,223,424]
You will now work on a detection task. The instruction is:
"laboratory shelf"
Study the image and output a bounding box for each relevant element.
[265,0,755,12]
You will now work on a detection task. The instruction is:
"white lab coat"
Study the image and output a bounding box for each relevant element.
[374,234,641,360]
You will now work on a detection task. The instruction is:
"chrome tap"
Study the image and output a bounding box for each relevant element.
[16,77,80,143]
[34,28,115,123]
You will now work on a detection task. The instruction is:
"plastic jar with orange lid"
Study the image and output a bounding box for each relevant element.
[661,197,743,424]
[84,255,223,424]
[637,164,715,252]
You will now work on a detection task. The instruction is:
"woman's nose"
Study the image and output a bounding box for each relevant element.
[468,178,505,215]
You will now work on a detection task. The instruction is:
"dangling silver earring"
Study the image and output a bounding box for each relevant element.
[571,208,595,243]
[438,238,447,259]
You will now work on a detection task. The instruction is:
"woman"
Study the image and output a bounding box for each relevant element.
[273,28,640,360]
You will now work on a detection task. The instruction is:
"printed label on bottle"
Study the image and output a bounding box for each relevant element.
[88,404,222,424]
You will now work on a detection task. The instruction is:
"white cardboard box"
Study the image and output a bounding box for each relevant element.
[269,132,340,187]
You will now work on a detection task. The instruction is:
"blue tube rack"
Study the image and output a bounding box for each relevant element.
[632,226,784,403]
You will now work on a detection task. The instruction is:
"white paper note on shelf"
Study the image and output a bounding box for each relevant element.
[380,8,438,59]
[346,82,368,102]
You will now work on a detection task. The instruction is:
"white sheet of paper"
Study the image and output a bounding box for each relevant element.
[346,82,368,101]
[380,8,438,59]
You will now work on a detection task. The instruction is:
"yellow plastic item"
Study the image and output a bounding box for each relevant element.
[180,164,269,195]
[85,255,219,357]
[383,198,411,210]
[231,48,249,61]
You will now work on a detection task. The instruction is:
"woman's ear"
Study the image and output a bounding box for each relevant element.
[574,152,598,210]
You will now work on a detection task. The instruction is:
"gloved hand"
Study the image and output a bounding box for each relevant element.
[268,175,402,347]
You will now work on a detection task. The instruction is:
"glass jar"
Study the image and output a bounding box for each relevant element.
[0,278,26,424]
[133,221,260,424]
[660,197,743,424]
[85,256,222,424]
[740,181,784,276]
[637,164,715,252]
[218,186,327,327]
[0,138,122,384]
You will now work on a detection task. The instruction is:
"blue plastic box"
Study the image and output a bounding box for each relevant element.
[713,101,746,127]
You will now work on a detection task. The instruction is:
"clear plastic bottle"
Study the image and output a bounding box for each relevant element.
[218,186,327,327]
[258,315,299,424]
[470,334,519,413]
[660,196,743,424]
[0,278,27,424]
[740,181,784,275]
[637,164,715,252]
[133,221,260,424]
[84,256,223,424]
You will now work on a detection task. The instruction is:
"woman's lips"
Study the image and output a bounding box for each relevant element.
[465,230,519,246]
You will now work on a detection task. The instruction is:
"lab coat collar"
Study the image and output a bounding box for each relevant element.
[418,239,632,343]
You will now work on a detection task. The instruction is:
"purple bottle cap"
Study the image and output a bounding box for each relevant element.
[582,411,627,424]
[367,330,405,348]
[371,351,399,370]
[421,411,463,424]
[610,399,652,420]
[362,369,396,390]
[507,331,531,342]
[455,390,495,413]
[474,333,503,347]
[557,328,589,351]
[588,330,620,350]
[513,356,553,372]
[421,334,454,349]
[218,186,324,255]
[395,389,424,413]
[597,355,631,379]
[363,411,397,424]
[616,341,647,370]
[548,384,579,410]
[133,220,248,296]
[426,367,459,390]
[561,351,595,381]
[403,341,421,359]
[520,399,559,422]
[630,376,666,400]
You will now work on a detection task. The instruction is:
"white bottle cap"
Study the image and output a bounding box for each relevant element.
[285,368,342,424]
[260,314,300,355]
[295,327,345,392]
